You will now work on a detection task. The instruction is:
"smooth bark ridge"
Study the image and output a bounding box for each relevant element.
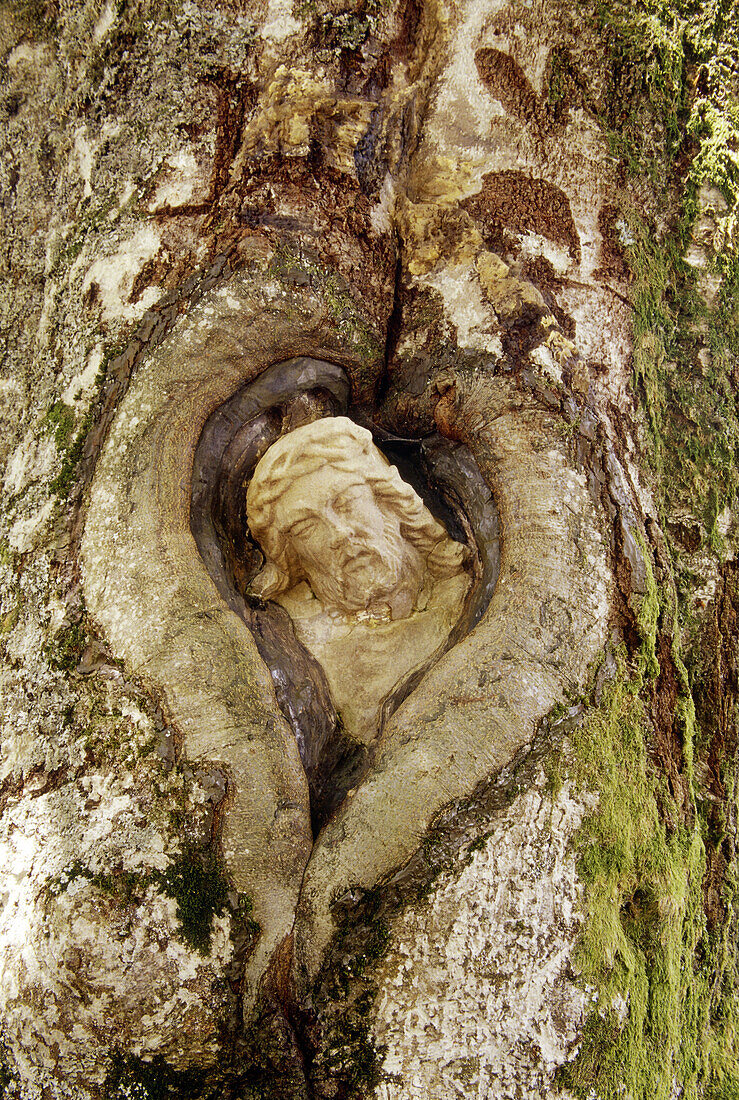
[81,240,611,1000]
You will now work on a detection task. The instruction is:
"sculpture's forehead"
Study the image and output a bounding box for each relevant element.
[272,468,369,522]
[251,416,376,487]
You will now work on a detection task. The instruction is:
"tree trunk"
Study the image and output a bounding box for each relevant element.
[1,0,737,1097]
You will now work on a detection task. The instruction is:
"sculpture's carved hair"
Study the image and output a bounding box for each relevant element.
[246,416,464,598]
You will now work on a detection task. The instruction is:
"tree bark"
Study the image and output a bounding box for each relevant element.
[0,0,737,1097]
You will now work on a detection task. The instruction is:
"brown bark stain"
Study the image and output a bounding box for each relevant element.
[594,203,630,282]
[474,46,573,139]
[206,75,258,204]
[575,416,643,653]
[577,415,694,826]
[133,72,394,325]
[462,170,581,263]
[475,48,540,124]
[315,0,422,92]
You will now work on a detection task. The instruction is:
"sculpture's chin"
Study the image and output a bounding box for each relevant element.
[308,540,425,617]
[312,565,422,618]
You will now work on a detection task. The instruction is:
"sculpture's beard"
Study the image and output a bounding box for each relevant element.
[307,523,425,618]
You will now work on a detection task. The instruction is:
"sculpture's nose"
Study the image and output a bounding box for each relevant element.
[327,514,359,546]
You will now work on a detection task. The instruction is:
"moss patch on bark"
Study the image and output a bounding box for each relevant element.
[559,5,739,1087]
[594,0,739,550]
[558,581,738,1098]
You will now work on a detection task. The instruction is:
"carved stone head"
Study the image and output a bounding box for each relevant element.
[246,416,466,620]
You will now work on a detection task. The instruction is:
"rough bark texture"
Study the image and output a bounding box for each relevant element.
[0,0,737,1097]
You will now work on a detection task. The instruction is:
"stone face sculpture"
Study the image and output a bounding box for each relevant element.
[245,416,472,743]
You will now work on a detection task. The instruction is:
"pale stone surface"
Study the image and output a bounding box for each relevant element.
[371,779,590,1100]
[247,416,471,741]
[279,573,469,743]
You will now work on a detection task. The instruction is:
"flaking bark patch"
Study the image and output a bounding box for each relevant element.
[462,171,581,264]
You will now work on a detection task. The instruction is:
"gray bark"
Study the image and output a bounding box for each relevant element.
[0,0,736,1097]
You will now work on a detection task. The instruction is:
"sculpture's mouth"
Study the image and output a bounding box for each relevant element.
[327,548,404,600]
[190,356,501,834]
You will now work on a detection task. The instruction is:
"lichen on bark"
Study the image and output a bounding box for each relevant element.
[1,0,738,1095]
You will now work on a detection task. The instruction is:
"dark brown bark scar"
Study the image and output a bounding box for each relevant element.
[474,48,539,123]
[462,170,581,263]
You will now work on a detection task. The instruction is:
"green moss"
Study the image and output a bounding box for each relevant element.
[623,208,739,547]
[559,585,737,1098]
[595,0,688,171]
[44,401,75,450]
[589,0,739,554]
[51,861,152,904]
[321,1002,384,1095]
[543,749,564,799]
[50,406,95,496]
[51,844,239,956]
[545,47,571,107]
[635,529,663,680]
[238,1000,312,1099]
[296,0,387,52]
[553,314,739,1095]
[97,336,130,381]
[317,2,378,52]
[93,868,152,904]
[0,599,20,637]
[6,0,58,37]
[55,195,119,270]
[155,843,230,954]
[305,883,392,1096]
[308,977,385,1097]
[44,619,88,671]
[560,655,707,1098]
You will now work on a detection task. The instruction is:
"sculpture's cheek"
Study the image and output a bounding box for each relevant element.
[286,525,344,581]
